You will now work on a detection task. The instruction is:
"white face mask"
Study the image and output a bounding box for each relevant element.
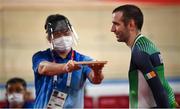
[51,35,73,51]
[7,93,24,104]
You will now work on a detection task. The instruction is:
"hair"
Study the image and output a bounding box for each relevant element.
[112,4,144,30]
[44,14,71,31]
[5,77,27,89]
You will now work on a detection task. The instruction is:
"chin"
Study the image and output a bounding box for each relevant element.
[54,49,65,53]
[117,39,122,42]
[55,49,71,53]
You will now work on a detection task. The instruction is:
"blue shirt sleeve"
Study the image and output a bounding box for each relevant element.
[81,55,93,82]
[132,50,170,107]
[23,101,34,108]
[32,51,48,75]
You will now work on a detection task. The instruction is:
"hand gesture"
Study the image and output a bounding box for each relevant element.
[87,63,105,84]
[64,60,81,72]
[87,63,105,75]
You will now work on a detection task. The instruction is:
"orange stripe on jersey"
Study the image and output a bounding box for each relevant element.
[146,71,156,79]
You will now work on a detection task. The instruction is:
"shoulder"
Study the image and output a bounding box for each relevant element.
[32,48,51,59]
[23,101,34,108]
[132,43,150,64]
[134,35,159,55]
[74,50,93,61]
[132,47,148,60]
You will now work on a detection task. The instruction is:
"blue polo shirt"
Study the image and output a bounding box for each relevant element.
[32,48,92,108]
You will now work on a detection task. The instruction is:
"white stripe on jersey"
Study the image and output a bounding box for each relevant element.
[138,70,157,107]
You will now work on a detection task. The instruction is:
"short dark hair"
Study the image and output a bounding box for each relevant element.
[44,14,71,31]
[6,77,27,89]
[112,4,143,30]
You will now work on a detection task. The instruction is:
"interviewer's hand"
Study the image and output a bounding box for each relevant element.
[88,63,104,75]
[88,63,105,84]
[64,60,81,72]
[176,101,179,108]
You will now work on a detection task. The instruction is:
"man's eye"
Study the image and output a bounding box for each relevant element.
[62,29,69,33]
[53,32,59,36]
[16,88,23,93]
[53,33,61,38]
[8,89,13,93]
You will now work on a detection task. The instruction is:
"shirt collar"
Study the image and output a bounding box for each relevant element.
[131,34,143,50]
[51,49,73,60]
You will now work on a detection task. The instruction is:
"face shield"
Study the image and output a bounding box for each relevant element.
[46,19,78,50]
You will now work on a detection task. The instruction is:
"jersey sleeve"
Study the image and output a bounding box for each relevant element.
[32,51,48,75]
[132,49,170,107]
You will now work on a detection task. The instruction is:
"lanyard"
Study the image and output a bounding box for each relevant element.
[53,50,74,88]
[66,51,74,87]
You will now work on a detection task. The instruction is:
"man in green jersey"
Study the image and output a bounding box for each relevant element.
[111,4,178,108]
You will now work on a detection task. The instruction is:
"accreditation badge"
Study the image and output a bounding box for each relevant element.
[47,89,67,109]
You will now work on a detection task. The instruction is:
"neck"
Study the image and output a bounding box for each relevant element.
[56,49,71,59]
[126,31,141,48]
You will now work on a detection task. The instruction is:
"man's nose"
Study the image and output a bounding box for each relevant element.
[111,25,115,32]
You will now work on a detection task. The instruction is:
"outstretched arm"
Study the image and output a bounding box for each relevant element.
[38,60,80,76]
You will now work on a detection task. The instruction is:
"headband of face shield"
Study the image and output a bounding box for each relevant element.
[46,19,78,46]
[46,19,70,33]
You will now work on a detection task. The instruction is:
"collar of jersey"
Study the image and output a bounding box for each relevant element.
[131,34,143,50]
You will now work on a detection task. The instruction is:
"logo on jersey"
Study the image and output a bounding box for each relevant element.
[146,71,156,79]
[158,54,163,64]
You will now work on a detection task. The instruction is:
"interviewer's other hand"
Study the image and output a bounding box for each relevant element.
[176,101,179,108]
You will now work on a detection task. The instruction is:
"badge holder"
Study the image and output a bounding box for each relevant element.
[47,89,67,109]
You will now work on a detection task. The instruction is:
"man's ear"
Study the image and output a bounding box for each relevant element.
[24,91,28,100]
[5,92,8,100]
[128,19,136,31]
[24,90,34,101]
